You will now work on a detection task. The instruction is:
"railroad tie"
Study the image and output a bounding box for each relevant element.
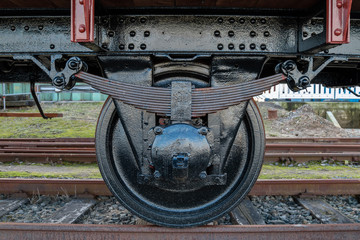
[0,198,29,218]
[294,197,354,224]
[44,198,96,224]
[229,197,265,225]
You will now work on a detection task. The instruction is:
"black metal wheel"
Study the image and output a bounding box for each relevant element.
[96,97,265,228]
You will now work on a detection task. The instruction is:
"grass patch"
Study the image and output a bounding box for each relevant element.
[0,171,102,179]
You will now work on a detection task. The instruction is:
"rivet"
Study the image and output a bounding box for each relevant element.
[250,18,256,24]
[250,31,256,37]
[140,44,146,50]
[49,20,54,24]
[217,18,223,23]
[130,31,136,37]
[101,43,108,49]
[50,44,55,49]
[228,31,234,37]
[264,31,270,37]
[217,44,223,50]
[102,18,108,24]
[324,49,329,54]
[10,26,15,31]
[214,30,220,37]
[79,25,86,33]
[130,17,136,23]
[337,1,342,8]
[144,31,150,37]
[228,18,235,24]
[311,32,317,37]
[24,26,29,31]
[128,43,135,50]
[260,44,266,50]
[260,18,266,24]
[239,18,245,24]
[38,25,43,30]
[303,32,308,38]
[140,18,147,23]
[334,28,342,36]
[108,31,114,37]
[119,18,125,23]
[250,43,256,49]
[79,0,84,4]
[228,43,234,50]
[311,20,316,25]
[119,44,125,50]
[239,44,245,50]
[154,126,163,135]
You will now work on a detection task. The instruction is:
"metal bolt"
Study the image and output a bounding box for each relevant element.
[217,44,223,50]
[199,171,207,179]
[53,76,64,87]
[198,127,208,135]
[324,49,329,54]
[250,31,256,37]
[228,31,234,37]
[264,31,270,37]
[38,25,43,30]
[128,43,135,50]
[311,20,317,25]
[303,32,308,38]
[119,18,125,23]
[214,30,220,37]
[68,61,78,69]
[299,76,310,88]
[285,62,296,71]
[24,26,29,31]
[228,18,235,24]
[79,0,84,4]
[140,18,147,23]
[102,18,108,24]
[101,43,108,49]
[260,44,266,50]
[108,31,114,37]
[214,177,221,183]
[250,43,256,49]
[217,18,223,23]
[334,28,342,36]
[154,170,161,179]
[154,126,163,135]
[79,25,86,33]
[50,44,55,49]
[337,1,343,8]
[49,20,54,24]
[140,44,147,50]
[228,43,234,50]
[239,18,245,24]
[250,18,256,24]
[239,44,245,50]
[144,31,150,37]
[10,26,15,31]
[119,44,125,50]
[130,31,136,37]
[260,18,266,24]
[130,17,136,23]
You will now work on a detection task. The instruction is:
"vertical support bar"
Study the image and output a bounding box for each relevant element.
[2,83,6,110]
[71,0,95,42]
[327,0,353,44]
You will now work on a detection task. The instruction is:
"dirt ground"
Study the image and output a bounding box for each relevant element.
[258,102,360,138]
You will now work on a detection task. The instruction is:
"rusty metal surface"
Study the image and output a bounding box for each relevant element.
[0,223,359,240]
[0,178,359,197]
[327,0,352,44]
[71,0,94,42]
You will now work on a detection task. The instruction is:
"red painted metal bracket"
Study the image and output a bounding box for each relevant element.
[327,0,352,44]
[71,0,94,42]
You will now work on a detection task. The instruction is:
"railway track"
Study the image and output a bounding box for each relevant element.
[0,138,359,163]
[0,178,359,239]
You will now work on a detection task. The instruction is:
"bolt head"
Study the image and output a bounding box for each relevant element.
[79,24,86,33]
[154,170,161,179]
[199,171,207,179]
[337,2,342,8]
[79,0,84,4]
[334,28,342,36]
[198,127,208,135]
[154,126,163,135]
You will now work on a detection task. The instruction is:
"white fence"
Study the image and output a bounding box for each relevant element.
[260,84,360,101]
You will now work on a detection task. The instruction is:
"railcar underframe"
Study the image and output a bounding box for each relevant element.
[0,0,359,227]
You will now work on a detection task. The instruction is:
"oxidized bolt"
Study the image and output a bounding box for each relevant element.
[154,170,161,179]
[79,0,84,4]
[228,18,235,24]
[199,171,207,179]
[130,31,136,37]
[250,18,256,24]
[128,43,135,50]
[260,44,266,50]
[10,26,15,31]
[214,30,220,37]
[144,31,150,37]
[24,26,29,31]
[38,25,43,30]
[228,43,234,50]
[250,43,256,49]
[264,31,270,37]
[250,31,256,37]
[228,31,234,37]
[217,18,223,23]
[198,127,208,135]
[108,31,114,37]
[239,44,245,50]
[217,44,224,50]
[334,28,342,36]
[140,44,146,50]
[239,18,245,24]
[154,126,163,135]
[140,18,147,23]
[50,44,55,49]
[119,44,125,50]
[79,24,86,33]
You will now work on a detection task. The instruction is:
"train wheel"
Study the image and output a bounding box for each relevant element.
[96,97,265,227]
